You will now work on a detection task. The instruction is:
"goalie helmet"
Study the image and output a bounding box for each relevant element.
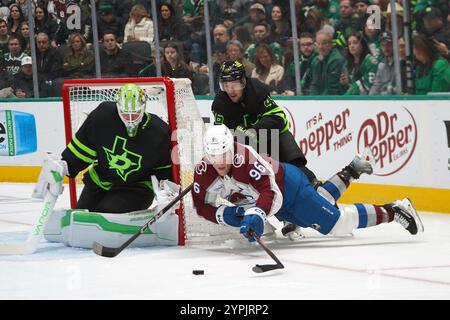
[203,124,234,164]
[116,83,146,137]
[219,60,246,91]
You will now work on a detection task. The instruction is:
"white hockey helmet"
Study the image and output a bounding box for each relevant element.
[116,83,146,137]
[203,124,234,163]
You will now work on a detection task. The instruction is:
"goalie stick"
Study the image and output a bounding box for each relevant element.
[92,183,193,258]
[0,192,57,255]
[252,232,284,273]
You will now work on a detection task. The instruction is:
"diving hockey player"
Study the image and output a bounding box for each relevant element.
[212,61,373,239]
[191,125,424,242]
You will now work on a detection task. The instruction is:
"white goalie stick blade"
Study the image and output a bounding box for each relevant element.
[0,243,34,255]
[0,192,57,255]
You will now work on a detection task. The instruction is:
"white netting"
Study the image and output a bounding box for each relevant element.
[65,78,238,243]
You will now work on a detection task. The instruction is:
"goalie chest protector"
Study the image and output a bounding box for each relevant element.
[62,102,172,185]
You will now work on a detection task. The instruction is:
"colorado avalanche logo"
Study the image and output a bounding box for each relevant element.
[195,161,207,175]
[234,154,244,168]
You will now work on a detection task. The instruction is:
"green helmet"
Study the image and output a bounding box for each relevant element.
[116,83,146,137]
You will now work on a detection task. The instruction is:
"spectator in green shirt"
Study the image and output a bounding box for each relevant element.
[413,33,450,94]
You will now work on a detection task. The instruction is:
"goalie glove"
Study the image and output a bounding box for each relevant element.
[240,207,267,242]
[151,176,180,220]
[32,152,68,199]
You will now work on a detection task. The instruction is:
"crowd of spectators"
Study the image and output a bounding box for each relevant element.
[0,0,449,98]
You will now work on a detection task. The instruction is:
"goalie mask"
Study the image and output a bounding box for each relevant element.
[116,83,146,137]
[203,124,234,165]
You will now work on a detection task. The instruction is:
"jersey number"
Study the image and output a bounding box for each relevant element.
[249,161,266,181]
[193,182,201,194]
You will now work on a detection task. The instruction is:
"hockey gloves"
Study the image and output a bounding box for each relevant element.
[240,207,267,242]
[216,206,245,227]
[32,152,68,199]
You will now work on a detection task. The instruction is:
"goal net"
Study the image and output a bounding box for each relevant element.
[62,77,238,245]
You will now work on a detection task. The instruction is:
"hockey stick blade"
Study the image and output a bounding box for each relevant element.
[92,183,193,258]
[252,263,284,273]
[251,232,285,273]
[92,241,119,258]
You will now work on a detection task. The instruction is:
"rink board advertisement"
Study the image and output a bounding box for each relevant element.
[0,97,449,212]
[0,99,66,181]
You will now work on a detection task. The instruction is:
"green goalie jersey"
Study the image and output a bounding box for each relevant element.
[61,102,172,190]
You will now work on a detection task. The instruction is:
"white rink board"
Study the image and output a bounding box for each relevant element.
[1,98,449,191]
[0,101,66,166]
[197,99,450,189]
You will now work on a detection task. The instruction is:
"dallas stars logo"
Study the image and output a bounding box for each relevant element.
[103,136,142,181]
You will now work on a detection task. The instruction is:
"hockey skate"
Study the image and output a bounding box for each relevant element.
[342,148,375,180]
[281,221,305,241]
[389,198,424,235]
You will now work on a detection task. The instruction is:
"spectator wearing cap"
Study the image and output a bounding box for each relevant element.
[124,4,153,45]
[226,39,255,76]
[100,31,131,77]
[352,0,370,19]
[3,35,26,80]
[250,43,284,93]
[369,31,398,95]
[413,33,450,94]
[246,22,282,64]
[10,56,34,98]
[158,2,189,43]
[384,2,404,37]
[34,5,58,45]
[310,27,347,95]
[239,3,267,36]
[422,7,450,61]
[97,5,125,43]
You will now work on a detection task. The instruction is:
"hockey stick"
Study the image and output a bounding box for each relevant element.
[92,183,193,258]
[251,232,285,273]
[0,192,57,255]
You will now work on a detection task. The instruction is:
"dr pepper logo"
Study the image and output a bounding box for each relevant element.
[357,107,417,176]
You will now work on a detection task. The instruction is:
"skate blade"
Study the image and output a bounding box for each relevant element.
[403,197,424,233]
[361,147,376,167]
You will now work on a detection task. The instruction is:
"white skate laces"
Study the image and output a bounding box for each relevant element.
[392,198,424,235]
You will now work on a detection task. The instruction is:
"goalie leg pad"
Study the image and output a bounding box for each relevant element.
[46,210,179,249]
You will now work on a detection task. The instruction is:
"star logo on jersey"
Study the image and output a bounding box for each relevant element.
[103,136,142,182]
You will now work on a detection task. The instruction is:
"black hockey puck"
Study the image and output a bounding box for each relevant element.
[192,270,204,275]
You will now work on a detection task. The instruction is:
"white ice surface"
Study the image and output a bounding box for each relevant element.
[1,183,449,300]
